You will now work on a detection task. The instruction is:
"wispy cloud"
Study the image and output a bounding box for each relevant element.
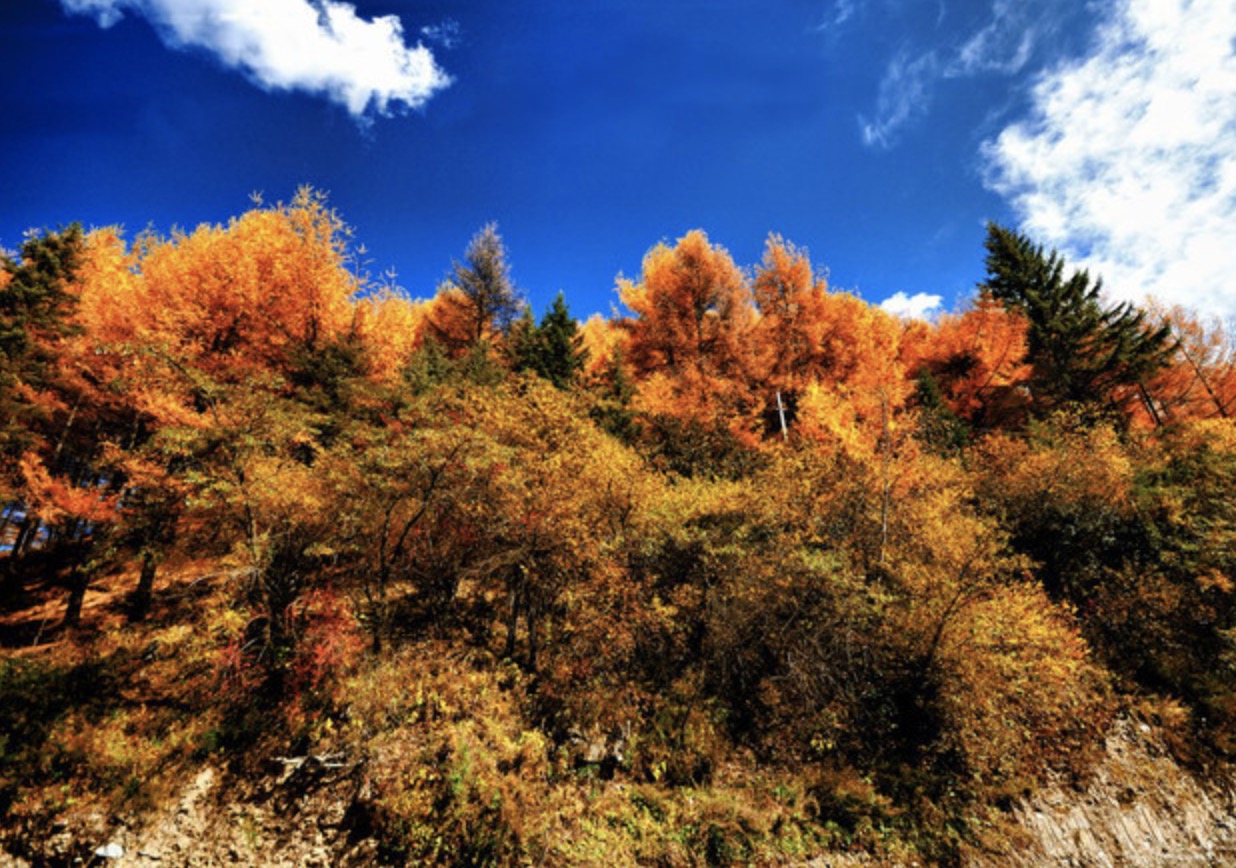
[60,0,451,119]
[828,0,858,30]
[982,0,1236,317]
[421,19,461,51]
[948,0,1043,77]
[881,290,942,319]
[860,50,939,148]
[858,0,1069,148]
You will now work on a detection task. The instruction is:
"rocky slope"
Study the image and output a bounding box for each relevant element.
[4,717,1235,866]
[980,718,1236,867]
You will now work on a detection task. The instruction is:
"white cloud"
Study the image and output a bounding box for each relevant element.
[60,0,451,118]
[982,0,1236,317]
[880,291,943,319]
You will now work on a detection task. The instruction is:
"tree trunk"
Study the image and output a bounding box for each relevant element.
[0,503,15,545]
[3,516,39,596]
[64,564,90,628]
[526,611,540,673]
[11,515,38,562]
[1138,381,1164,428]
[504,585,519,660]
[371,563,391,654]
[128,549,158,622]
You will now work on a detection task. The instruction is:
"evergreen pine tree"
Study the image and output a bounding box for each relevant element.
[1,225,85,462]
[1,224,84,373]
[507,293,588,389]
[982,223,1173,413]
[533,292,587,389]
[402,335,453,396]
[505,305,540,374]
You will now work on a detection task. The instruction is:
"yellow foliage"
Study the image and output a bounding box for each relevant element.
[794,381,888,458]
[578,312,626,378]
[133,188,359,383]
[936,583,1111,789]
[353,289,431,382]
[74,227,145,349]
[978,418,1135,515]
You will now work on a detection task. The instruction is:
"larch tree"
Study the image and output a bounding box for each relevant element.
[752,235,911,444]
[620,230,754,379]
[431,223,524,353]
[1141,304,1236,423]
[752,234,829,395]
[618,230,760,451]
[904,293,1033,432]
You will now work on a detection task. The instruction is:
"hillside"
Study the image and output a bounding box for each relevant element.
[2,194,1235,864]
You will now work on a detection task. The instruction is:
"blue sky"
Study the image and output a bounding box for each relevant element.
[3,1,1235,320]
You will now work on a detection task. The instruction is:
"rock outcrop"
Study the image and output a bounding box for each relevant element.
[982,718,1236,867]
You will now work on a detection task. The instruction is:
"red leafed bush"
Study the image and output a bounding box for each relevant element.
[287,587,366,698]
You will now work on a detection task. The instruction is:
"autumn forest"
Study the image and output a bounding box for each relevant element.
[2,189,1235,864]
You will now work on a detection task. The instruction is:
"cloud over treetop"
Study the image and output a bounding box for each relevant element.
[880,291,942,320]
[983,0,1236,316]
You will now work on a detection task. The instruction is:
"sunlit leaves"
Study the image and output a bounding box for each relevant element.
[1142,303,1236,423]
[904,294,1033,427]
[619,230,758,442]
[133,187,358,390]
[354,289,431,383]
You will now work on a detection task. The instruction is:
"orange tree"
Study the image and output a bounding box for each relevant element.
[618,230,760,476]
[1140,304,1236,424]
[1,225,151,623]
[903,293,1033,437]
[752,236,907,437]
[99,190,366,667]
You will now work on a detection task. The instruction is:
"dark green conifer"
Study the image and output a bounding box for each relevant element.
[1,224,84,372]
[508,293,587,390]
[982,223,1173,414]
[532,292,587,389]
[1,225,85,458]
